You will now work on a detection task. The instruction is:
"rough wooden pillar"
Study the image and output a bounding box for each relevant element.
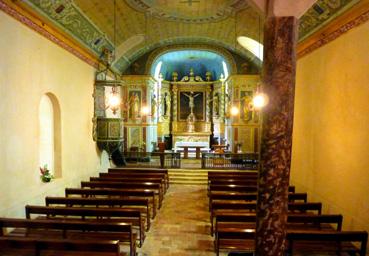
[255,16,298,256]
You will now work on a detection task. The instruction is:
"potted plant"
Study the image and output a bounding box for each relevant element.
[40,164,54,183]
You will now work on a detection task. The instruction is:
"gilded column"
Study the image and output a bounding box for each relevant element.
[255,16,297,256]
[172,84,178,119]
[205,85,211,122]
[220,82,225,121]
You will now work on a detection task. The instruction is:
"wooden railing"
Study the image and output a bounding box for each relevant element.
[201,153,259,170]
[123,151,181,168]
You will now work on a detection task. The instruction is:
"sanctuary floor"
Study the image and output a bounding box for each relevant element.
[138,184,217,256]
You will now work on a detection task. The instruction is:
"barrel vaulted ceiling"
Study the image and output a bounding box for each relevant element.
[23,0,360,73]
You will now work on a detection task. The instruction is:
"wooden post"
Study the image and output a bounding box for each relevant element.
[255,16,298,256]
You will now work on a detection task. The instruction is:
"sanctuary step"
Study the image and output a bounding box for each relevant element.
[168,169,208,185]
[168,169,257,185]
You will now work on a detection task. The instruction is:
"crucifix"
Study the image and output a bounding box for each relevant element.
[179,0,200,7]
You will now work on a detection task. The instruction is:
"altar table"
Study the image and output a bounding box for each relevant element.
[178,146,205,159]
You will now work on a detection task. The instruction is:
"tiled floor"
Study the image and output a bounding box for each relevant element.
[138,184,217,256]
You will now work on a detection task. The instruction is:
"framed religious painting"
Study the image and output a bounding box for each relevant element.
[128,90,142,119]
[179,91,204,121]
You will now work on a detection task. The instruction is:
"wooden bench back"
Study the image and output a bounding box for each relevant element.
[91,176,163,183]
[0,236,121,256]
[209,192,307,203]
[65,188,157,216]
[26,205,140,219]
[215,214,343,231]
[286,230,368,256]
[45,196,151,229]
[209,184,295,193]
[25,205,144,247]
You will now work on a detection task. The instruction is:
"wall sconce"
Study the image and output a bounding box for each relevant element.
[141,106,150,116]
[230,106,239,116]
[252,83,268,109]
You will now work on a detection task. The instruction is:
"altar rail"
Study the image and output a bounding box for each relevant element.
[201,153,259,170]
[123,151,181,169]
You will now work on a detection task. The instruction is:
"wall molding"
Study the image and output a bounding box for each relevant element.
[297,1,369,58]
[0,0,98,68]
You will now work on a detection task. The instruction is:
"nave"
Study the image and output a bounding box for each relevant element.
[138,185,213,256]
[0,167,367,256]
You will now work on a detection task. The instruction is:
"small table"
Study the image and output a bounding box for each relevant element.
[178,146,205,159]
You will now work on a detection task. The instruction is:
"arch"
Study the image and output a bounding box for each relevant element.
[114,36,262,73]
[145,44,238,76]
[39,93,62,178]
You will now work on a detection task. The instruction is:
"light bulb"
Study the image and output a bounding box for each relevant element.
[108,95,121,108]
[230,106,239,116]
[141,106,150,115]
[253,93,268,109]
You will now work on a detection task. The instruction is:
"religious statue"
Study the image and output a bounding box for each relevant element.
[189,68,195,78]
[163,92,171,116]
[205,71,212,81]
[183,91,201,114]
[129,92,140,119]
[240,94,253,121]
[151,94,157,117]
[172,71,178,82]
[211,92,219,116]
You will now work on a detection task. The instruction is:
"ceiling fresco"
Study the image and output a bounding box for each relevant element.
[23,0,360,73]
[125,0,249,23]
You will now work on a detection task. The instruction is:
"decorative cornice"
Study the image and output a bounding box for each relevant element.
[0,0,98,68]
[298,1,369,58]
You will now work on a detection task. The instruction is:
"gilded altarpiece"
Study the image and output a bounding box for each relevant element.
[170,72,213,147]
[121,75,157,152]
[225,75,261,153]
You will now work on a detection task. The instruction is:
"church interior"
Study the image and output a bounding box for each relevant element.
[0,0,369,255]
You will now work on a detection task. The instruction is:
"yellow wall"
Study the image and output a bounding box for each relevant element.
[292,20,369,234]
[0,12,103,217]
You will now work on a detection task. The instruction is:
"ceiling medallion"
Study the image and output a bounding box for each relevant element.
[125,0,249,23]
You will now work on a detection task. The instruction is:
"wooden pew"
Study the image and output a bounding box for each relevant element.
[209,184,295,193]
[208,192,308,211]
[25,205,145,247]
[45,196,151,231]
[91,176,166,193]
[215,213,343,234]
[65,188,157,218]
[108,168,169,189]
[80,181,163,208]
[0,236,122,256]
[286,230,368,256]
[208,171,258,177]
[210,201,322,235]
[215,229,368,256]
[0,217,136,256]
[100,172,168,191]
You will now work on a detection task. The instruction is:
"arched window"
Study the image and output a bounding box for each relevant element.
[39,93,62,178]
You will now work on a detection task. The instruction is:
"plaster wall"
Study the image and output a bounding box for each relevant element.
[292,20,369,234]
[0,12,103,217]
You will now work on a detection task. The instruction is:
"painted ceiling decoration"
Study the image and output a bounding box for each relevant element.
[298,0,360,41]
[26,0,114,55]
[22,0,360,73]
[125,0,249,23]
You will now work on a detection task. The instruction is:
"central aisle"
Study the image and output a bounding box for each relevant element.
[138,184,214,256]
